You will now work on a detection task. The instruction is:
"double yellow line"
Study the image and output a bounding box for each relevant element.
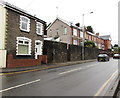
[0,60,95,76]
[94,70,118,96]
[0,64,68,76]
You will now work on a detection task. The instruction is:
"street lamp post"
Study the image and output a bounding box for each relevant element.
[82,12,93,60]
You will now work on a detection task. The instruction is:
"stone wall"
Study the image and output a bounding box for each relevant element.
[84,47,99,60]
[68,44,82,61]
[43,40,101,63]
[43,40,68,63]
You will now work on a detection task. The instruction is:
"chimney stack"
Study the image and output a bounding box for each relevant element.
[75,23,80,27]
[96,33,99,36]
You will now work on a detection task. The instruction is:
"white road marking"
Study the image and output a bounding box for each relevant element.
[94,70,118,96]
[86,64,96,68]
[0,79,40,93]
[59,67,82,75]
[58,64,96,75]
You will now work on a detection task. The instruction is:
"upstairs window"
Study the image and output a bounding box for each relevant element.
[80,31,83,38]
[16,37,31,55]
[20,16,30,32]
[64,27,67,35]
[36,22,43,35]
[73,29,77,36]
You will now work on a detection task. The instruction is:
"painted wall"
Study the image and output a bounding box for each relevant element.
[0,5,6,49]
[0,50,7,68]
[0,5,7,68]
[47,19,72,44]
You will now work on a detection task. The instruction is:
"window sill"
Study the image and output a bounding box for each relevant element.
[16,54,31,56]
[20,29,30,33]
[36,33,43,36]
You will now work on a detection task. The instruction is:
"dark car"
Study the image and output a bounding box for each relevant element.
[97,54,109,62]
[113,54,120,59]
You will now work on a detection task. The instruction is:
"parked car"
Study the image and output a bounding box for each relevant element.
[97,54,109,62]
[113,54,120,59]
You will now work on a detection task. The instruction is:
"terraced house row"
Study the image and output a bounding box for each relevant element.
[0,1,112,68]
[46,17,112,50]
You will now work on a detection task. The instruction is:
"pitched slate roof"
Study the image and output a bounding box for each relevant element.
[100,35,112,40]
[47,17,81,30]
[0,0,46,24]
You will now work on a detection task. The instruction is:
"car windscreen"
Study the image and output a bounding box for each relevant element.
[114,54,120,56]
[98,54,108,57]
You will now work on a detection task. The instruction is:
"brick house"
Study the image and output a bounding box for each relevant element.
[84,31,105,50]
[85,31,112,50]
[100,35,112,50]
[46,17,82,46]
[0,1,47,68]
[46,17,112,51]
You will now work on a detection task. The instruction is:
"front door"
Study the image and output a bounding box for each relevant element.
[35,40,42,59]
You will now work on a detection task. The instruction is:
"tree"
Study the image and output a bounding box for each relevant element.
[86,26,94,33]
[114,44,119,48]
[113,46,120,53]
[84,40,96,48]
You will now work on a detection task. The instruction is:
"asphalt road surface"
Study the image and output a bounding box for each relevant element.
[1,58,118,96]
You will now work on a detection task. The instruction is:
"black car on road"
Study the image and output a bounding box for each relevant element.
[97,54,109,62]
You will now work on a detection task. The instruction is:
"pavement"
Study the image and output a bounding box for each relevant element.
[0,59,96,74]
[116,81,120,97]
[111,76,120,97]
[105,73,119,97]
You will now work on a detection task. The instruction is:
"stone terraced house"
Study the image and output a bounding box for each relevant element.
[0,1,47,68]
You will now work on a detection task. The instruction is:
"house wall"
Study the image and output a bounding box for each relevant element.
[0,5,6,49]
[104,40,111,50]
[0,50,7,68]
[4,8,47,68]
[71,27,81,45]
[47,19,72,44]
[6,8,44,59]
[0,5,7,68]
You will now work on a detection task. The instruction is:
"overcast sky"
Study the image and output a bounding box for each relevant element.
[4,0,119,45]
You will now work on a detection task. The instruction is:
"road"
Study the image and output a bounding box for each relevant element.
[1,59,118,96]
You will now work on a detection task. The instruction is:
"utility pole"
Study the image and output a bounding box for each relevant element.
[82,12,93,60]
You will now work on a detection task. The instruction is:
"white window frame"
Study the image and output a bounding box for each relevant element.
[80,31,83,38]
[64,27,67,35]
[36,22,43,35]
[73,29,77,36]
[16,37,31,55]
[20,15,30,32]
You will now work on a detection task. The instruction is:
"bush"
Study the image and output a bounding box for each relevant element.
[84,40,96,48]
